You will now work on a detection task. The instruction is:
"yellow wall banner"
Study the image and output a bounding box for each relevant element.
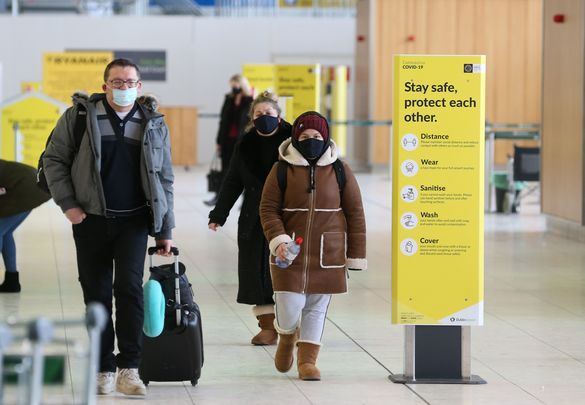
[243,64,276,95]
[0,92,66,165]
[392,55,486,325]
[331,66,348,156]
[276,64,321,120]
[43,52,113,105]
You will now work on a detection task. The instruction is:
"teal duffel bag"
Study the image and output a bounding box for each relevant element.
[143,279,165,338]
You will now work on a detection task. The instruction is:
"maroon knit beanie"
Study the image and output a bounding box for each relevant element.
[292,111,329,141]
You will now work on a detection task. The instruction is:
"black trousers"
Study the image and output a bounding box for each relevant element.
[73,214,149,372]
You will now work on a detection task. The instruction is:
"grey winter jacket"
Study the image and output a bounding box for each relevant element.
[42,92,175,239]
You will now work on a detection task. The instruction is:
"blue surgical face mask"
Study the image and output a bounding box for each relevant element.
[112,87,138,107]
[254,115,279,135]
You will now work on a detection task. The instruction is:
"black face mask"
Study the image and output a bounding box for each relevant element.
[231,86,242,94]
[299,138,325,160]
[254,115,279,135]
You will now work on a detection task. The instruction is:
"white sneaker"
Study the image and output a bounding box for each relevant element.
[116,368,146,396]
[96,371,115,395]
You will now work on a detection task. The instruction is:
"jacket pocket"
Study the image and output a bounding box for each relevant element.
[320,232,346,268]
[150,135,164,171]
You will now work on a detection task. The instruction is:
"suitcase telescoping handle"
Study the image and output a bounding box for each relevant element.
[147,246,179,256]
[147,246,182,327]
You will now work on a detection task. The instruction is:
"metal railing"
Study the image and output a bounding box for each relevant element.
[2,0,356,16]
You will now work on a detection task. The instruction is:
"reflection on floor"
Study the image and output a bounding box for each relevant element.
[1,166,583,405]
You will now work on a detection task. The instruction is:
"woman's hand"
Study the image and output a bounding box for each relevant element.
[208,223,221,231]
[276,243,287,261]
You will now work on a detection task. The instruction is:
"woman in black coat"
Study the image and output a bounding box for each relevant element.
[208,91,291,345]
[204,74,253,206]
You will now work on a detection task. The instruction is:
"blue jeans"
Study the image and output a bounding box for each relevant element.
[0,211,31,273]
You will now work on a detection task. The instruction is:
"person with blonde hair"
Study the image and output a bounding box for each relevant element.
[208,91,291,345]
[204,74,254,206]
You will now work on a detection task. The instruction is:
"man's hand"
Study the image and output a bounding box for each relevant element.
[0,187,6,196]
[208,223,221,231]
[155,239,173,257]
[65,207,87,224]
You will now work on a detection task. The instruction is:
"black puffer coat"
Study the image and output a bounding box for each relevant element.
[209,121,292,305]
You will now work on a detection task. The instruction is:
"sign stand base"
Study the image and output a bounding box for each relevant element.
[389,325,486,385]
[389,374,486,384]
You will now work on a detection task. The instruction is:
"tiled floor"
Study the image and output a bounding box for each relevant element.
[1,166,584,404]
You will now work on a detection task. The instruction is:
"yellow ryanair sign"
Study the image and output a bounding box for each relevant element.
[43,52,113,105]
[392,55,485,325]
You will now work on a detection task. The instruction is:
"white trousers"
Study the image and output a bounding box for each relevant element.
[274,292,332,345]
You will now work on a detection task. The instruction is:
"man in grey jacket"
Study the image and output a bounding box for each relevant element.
[43,58,174,397]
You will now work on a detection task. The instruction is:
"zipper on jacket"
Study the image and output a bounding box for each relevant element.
[142,123,155,221]
[302,165,316,293]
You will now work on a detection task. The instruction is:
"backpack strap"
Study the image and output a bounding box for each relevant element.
[277,160,289,193]
[332,159,346,198]
[73,105,87,151]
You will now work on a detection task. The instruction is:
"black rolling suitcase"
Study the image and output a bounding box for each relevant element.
[139,247,204,386]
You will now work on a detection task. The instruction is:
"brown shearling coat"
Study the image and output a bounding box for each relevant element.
[260,139,367,295]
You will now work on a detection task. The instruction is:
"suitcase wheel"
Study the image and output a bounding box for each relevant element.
[190,379,198,386]
[143,380,149,386]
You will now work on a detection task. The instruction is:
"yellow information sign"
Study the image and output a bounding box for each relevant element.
[0,93,66,166]
[392,55,486,325]
[276,64,321,120]
[43,52,113,105]
[243,64,276,95]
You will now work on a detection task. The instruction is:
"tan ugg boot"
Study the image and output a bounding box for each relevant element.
[274,330,299,372]
[297,342,321,381]
[251,313,277,346]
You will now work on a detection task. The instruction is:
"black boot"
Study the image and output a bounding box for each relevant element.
[0,272,21,293]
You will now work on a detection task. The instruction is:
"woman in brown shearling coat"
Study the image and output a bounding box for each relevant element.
[260,111,366,381]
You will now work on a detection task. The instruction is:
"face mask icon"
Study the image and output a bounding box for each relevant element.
[401,160,418,176]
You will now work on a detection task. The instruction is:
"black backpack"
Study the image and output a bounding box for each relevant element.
[37,105,87,196]
[276,159,346,197]
[148,262,198,330]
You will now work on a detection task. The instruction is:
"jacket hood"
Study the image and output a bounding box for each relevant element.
[76,92,161,113]
[278,138,339,166]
